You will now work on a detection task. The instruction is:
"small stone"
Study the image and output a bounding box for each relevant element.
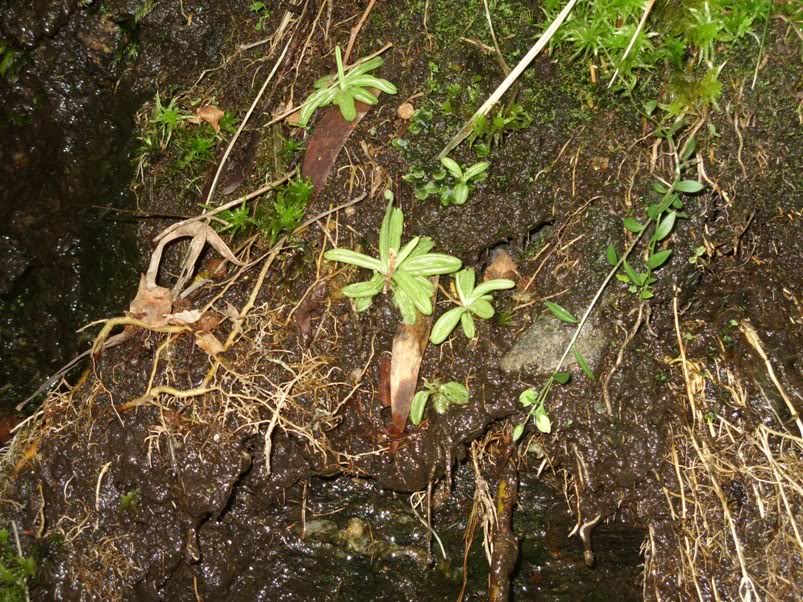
[397,103,415,120]
[501,315,608,377]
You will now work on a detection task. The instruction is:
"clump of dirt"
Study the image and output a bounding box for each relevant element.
[2,1,801,600]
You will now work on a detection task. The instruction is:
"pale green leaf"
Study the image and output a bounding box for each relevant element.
[623,217,645,233]
[535,412,552,434]
[519,388,538,407]
[325,249,383,272]
[393,270,433,315]
[574,346,594,380]
[354,296,373,312]
[350,87,379,105]
[440,382,469,405]
[454,269,476,304]
[402,253,462,276]
[468,298,494,320]
[512,423,526,441]
[341,273,383,298]
[430,307,465,344]
[673,180,704,193]
[545,301,579,324]
[348,56,384,76]
[622,260,640,284]
[379,200,403,262]
[410,391,430,425]
[441,156,462,178]
[646,249,673,269]
[461,311,476,338]
[471,278,515,299]
[463,162,489,181]
[346,75,397,94]
[407,236,434,258]
[606,244,618,266]
[654,211,676,242]
[395,236,421,266]
[553,372,570,385]
[452,182,469,204]
[393,286,417,324]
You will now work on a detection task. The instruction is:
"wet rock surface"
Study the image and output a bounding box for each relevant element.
[501,315,609,377]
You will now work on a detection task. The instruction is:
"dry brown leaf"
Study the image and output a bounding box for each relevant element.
[195,331,224,356]
[145,221,244,298]
[129,274,172,326]
[301,91,378,194]
[190,105,225,133]
[390,277,437,435]
[484,249,519,281]
[167,309,202,325]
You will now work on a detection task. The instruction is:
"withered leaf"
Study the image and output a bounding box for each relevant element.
[195,331,225,356]
[484,249,519,282]
[190,105,225,133]
[129,274,172,327]
[301,89,378,195]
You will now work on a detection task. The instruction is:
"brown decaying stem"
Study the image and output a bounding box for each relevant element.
[488,446,518,602]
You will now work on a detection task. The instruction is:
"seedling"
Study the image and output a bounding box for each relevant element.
[608,176,703,300]
[410,380,470,425]
[405,157,489,206]
[298,46,397,127]
[254,177,313,244]
[324,191,462,324]
[468,103,532,157]
[430,269,514,344]
[688,245,708,267]
[249,2,270,31]
[119,489,141,513]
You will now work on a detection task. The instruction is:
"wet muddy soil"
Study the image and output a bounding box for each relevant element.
[1,1,801,600]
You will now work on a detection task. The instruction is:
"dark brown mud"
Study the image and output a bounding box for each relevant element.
[1,1,801,600]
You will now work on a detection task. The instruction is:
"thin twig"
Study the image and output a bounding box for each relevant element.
[204,20,301,208]
[437,0,578,160]
[343,0,379,64]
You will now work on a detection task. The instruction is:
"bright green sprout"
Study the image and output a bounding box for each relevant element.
[410,380,470,426]
[430,269,514,344]
[439,157,489,205]
[325,191,461,324]
[298,46,397,127]
[514,387,552,441]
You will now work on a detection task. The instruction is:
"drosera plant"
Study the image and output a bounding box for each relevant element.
[430,269,515,344]
[410,380,470,426]
[324,191,462,324]
[297,46,397,127]
[404,157,489,206]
